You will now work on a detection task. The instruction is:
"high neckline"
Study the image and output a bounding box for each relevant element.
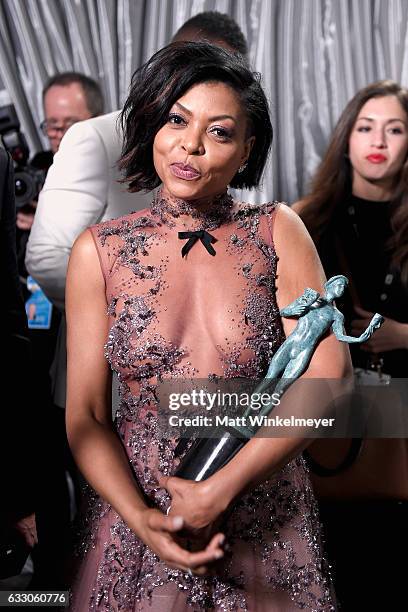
[350,194,390,207]
[150,187,234,230]
[344,193,392,241]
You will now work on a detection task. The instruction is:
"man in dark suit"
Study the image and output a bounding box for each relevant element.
[0,146,37,579]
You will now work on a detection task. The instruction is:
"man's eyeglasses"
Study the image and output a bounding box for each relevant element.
[40,119,79,137]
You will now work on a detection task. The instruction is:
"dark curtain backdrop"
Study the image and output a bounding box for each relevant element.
[1,0,408,203]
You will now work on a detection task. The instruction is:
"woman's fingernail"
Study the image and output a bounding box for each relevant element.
[214,550,224,559]
[219,535,225,545]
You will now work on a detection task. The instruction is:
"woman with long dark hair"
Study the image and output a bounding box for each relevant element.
[66,42,348,610]
[295,80,408,376]
[294,80,408,611]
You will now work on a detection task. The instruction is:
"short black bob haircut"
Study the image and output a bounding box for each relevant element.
[119,41,273,192]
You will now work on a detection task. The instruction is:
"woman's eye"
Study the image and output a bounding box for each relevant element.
[388,127,404,135]
[211,126,231,140]
[357,126,371,133]
[168,113,186,125]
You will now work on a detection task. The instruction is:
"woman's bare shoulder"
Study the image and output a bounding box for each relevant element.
[69,229,104,286]
[274,201,310,239]
[71,227,98,257]
[273,203,326,295]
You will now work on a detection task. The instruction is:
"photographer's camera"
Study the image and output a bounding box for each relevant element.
[0,104,45,208]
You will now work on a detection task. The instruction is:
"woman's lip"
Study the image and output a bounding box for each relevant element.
[170,163,201,180]
[366,154,387,163]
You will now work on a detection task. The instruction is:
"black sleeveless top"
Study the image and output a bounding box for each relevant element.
[318,194,408,377]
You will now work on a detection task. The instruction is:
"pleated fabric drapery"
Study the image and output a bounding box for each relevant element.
[1,0,408,203]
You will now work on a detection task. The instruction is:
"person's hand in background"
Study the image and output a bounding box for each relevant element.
[14,513,38,548]
[352,305,408,352]
[16,201,37,231]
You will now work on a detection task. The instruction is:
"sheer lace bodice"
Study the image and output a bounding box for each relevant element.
[96,189,284,392]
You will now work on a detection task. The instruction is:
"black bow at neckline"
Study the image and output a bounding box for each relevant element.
[178,229,217,258]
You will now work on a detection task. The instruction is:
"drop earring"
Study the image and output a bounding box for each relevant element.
[238,162,247,174]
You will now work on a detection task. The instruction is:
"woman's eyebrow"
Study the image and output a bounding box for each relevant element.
[356,116,407,125]
[174,101,236,123]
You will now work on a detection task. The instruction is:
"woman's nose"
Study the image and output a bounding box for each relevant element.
[181,129,205,155]
[371,129,387,148]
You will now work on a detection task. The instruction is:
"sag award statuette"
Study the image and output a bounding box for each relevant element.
[174,275,384,481]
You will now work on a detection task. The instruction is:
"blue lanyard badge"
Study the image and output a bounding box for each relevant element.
[25,276,53,330]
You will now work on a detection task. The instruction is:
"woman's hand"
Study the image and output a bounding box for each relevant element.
[351,306,408,352]
[129,508,224,575]
[159,475,230,533]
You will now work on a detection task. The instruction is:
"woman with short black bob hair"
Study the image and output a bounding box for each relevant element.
[66,41,347,610]
[119,41,272,192]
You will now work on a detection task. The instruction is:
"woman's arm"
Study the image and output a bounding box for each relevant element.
[163,205,353,528]
[66,230,224,574]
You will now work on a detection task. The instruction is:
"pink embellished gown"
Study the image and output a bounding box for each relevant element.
[70,190,336,611]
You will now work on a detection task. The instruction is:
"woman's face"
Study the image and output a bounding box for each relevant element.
[348,95,408,197]
[153,81,254,201]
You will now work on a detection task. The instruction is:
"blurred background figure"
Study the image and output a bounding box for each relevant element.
[0,145,37,584]
[16,72,103,447]
[172,10,248,54]
[294,80,408,611]
[42,72,103,155]
[17,72,103,232]
[1,72,103,591]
